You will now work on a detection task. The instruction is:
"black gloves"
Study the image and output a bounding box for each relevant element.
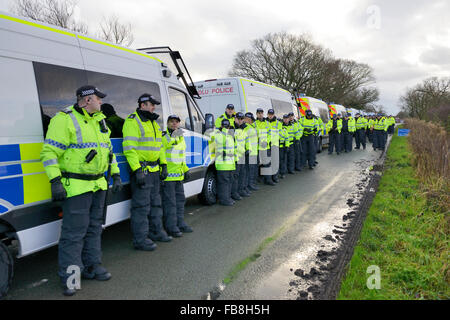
[111,174,122,193]
[134,167,146,188]
[50,176,67,202]
[160,164,168,180]
[184,170,191,181]
[267,148,272,158]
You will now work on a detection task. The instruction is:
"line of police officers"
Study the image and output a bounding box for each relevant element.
[40,84,395,296]
[212,104,323,206]
[41,86,193,296]
[326,112,396,154]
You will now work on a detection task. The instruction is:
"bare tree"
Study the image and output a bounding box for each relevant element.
[98,15,134,46]
[11,0,88,34]
[229,32,378,110]
[400,77,450,123]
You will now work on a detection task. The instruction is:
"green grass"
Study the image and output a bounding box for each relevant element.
[338,127,450,300]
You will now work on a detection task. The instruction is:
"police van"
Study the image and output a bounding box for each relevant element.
[328,103,347,118]
[295,96,330,151]
[194,77,297,119]
[0,11,218,296]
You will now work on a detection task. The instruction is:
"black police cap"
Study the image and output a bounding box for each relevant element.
[221,118,230,126]
[76,85,106,98]
[256,108,264,113]
[167,114,181,122]
[226,104,235,109]
[138,93,160,105]
[268,109,275,114]
[289,111,295,116]
[245,112,255,120]
[235,112,244,119]
[283,114,289,119]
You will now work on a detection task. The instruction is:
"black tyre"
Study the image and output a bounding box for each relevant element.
[198,169,217,205]
[0,242,13,299]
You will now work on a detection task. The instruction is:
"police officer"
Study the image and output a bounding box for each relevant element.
[313,114,323,165]
[326,114,342,155]
[280,114,292,178]
[373,113,386,151]
[231,112,250,199]
[300,109,318,169]
[123,94,171,252]
[336,113,344,153]
[215,104,235,129]
[285,113,296,174]
[161,115,193,238]
[290,112,303,171]
[354,113,367,150]
[41,85,123,296]
[101,103,124,138]
[255,108,273,186]
[341,113,354,153]
[348,113,356,152]
[243,112,259,192]
[267,109,282,183]
[215,118,236,206]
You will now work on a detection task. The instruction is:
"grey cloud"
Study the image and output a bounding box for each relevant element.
[420,45,450,66]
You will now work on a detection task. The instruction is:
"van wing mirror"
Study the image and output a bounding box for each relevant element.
[203,113,215,133]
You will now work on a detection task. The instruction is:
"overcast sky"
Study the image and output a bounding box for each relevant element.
[1,0,449,114]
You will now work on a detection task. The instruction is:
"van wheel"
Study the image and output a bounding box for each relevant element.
[0,242,13,299]
[198,170,216,205]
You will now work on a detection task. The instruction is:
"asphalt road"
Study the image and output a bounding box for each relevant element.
[6,146,380,300]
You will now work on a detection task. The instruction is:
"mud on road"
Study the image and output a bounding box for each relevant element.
[289,149,389,300]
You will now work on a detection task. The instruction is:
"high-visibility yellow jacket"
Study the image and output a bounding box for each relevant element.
[40,105,120,198]
[355,117,368,130]
[293,120,303,140]
[300,117,318,136]
[244,123,258,157]
[234,125,247,162]
[255,118,270,151]
[348,117,356,132]
[162,131,189,181]
[316,117,324,136]
[374,118,388,131]
[214,128,236,171]
[326,119,342,134]
[215,112,235,129]
[122,110,167,173]
[267,118,282,147]
[279,125,289,148]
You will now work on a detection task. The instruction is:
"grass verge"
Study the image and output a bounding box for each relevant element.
[338,127,449,300]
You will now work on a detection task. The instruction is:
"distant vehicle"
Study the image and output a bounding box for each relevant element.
[194,77,297,119]
[295,96,330,151]
[328,103,347,118]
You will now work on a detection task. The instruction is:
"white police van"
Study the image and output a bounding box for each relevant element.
[194,77,297,119]
[0,11,217,297]
[295,96,330,152]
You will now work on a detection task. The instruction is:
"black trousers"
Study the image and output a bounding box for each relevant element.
[161,180,188,234]
[217,170,233,204]
[59,190,106,280]
[355,129,366,148]
[328,132,339,154]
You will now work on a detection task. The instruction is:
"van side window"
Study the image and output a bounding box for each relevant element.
[271,99,294,116]
[188,99,203,134]
[86,71,162,131]
[168,87,193,131]
[33,62,88,129]
[247,95,271,114]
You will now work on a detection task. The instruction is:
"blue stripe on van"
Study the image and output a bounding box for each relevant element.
[0,204,8,214]
[0,164,23,178]
[0,144,21,163]
[0,176,24,206]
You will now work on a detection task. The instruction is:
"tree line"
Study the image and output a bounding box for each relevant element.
[399,77,450,130]
[229,32,381,113]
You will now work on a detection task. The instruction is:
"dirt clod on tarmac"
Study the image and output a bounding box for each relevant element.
[324,235,336,242]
